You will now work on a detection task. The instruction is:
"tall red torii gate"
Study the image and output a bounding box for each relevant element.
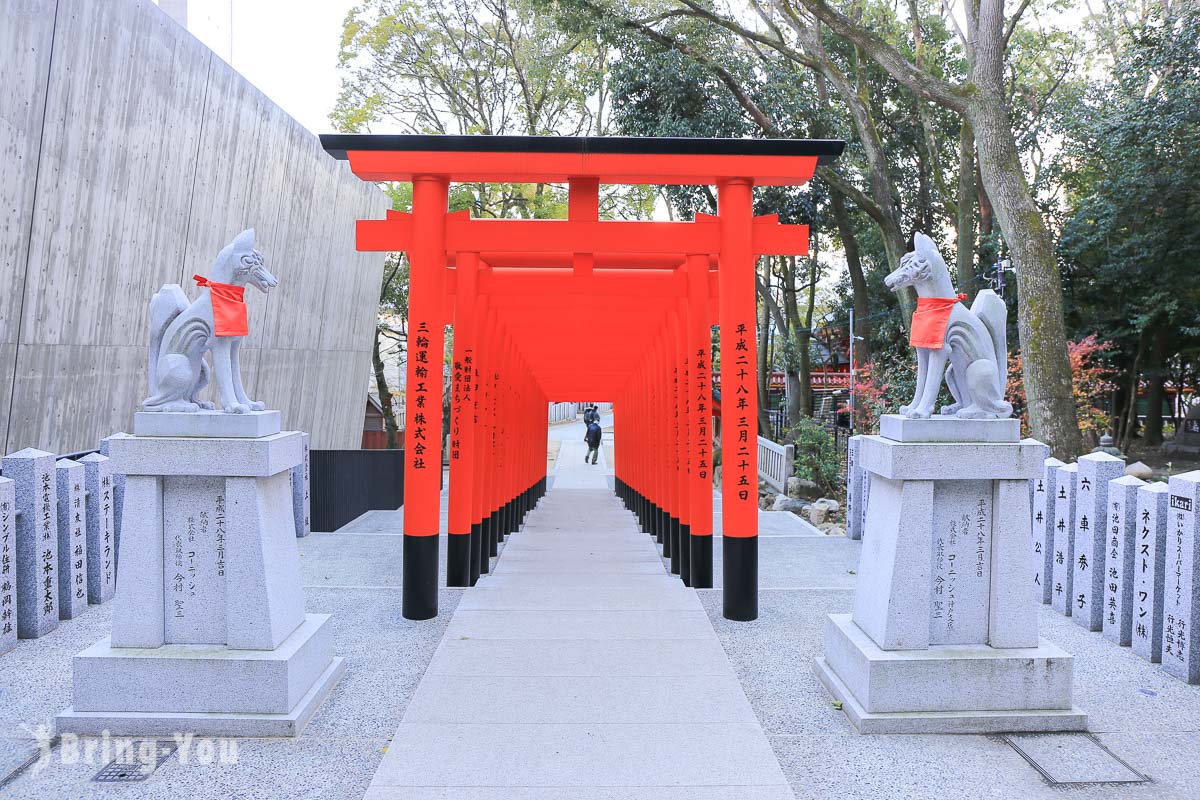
[322,134,844,621]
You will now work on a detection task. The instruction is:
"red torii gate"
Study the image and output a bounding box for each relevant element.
[322,135,843,621]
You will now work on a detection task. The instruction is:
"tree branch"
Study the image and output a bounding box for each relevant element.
[815,165,885,224]
[1003,0,1034,50]
[781,0,969,112]
[574,0,785,135]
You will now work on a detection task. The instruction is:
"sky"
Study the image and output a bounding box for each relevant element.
[158,0,364,135]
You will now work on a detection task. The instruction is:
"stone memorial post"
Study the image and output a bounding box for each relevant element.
[0,477,16,655]
[1133,482,1169,663]
[1162,471,1200,683]
[57,231,342,736]
[846,436,863,540]
[1072,453,1126,630]
[1032,457,1064,604]
[2,449,59,638]
[813,233,1083,734]
[292,431,311,538]
[1103,475,1143,646]
[55,459,88,620]
[80,453,116,604]
[1051,463,1078,616]
[860,468,871,541]
[98,437,125,573]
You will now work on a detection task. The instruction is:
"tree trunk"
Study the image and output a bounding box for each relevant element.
[758,262,773,437]
[967,22,1083,459]
[1143,326,1170,447]
[830,191,871,365]
[956,121,978,298]
[1119,331,1148,453]
[372,328,400,449]
[780,256,805,427]
[799,253,819,418]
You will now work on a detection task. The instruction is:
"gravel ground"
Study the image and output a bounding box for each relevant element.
[699,533,1200,800]
[0,533,460,800]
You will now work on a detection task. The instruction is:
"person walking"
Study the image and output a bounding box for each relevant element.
[583,404,598,425]
[584,418,602,465]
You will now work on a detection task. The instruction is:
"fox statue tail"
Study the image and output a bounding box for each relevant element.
[969,289,1008,398]
[146,285,189,399]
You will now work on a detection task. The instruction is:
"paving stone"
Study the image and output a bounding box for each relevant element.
[365,484,792,797]
[425,636,733,677]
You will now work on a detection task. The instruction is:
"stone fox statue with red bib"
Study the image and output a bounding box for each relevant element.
[884,232,1013,420]
[142,228,278,414]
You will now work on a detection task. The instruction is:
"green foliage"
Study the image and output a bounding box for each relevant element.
[334,0,654,221]
[787,419,840,494]
[1054,8,1200,345]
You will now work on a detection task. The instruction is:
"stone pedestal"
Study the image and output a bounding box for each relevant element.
[814,415,1086,733]
[57,425,342,737]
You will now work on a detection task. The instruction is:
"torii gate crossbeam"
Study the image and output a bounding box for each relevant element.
[322,134,844,622]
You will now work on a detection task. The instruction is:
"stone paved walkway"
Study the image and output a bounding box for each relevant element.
[362,448,794,799]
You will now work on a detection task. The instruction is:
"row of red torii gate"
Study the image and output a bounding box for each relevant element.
[323,134,845,621]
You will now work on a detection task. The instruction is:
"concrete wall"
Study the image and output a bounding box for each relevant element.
[0,0,387,453]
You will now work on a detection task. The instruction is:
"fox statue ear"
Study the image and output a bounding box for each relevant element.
[232,228,256,252]
[913,232,947,270]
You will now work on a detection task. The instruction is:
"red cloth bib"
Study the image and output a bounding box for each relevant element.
[909,294,966,349]
[194,275,248,337]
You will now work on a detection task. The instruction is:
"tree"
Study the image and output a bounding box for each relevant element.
[783,0,1083,457]
[545,0,1085,457]
[1053,7,1200,449]
[336,0,653,437]
[374,253,409,448]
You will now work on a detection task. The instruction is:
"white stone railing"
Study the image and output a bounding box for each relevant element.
[757,436,794,493]
[548,402,578,424]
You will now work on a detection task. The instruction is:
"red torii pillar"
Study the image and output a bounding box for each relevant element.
[448,251,479,587]
[402,176,449,620]
[328,135,840,622]
[717,179,758,620]
[686,253,714,588]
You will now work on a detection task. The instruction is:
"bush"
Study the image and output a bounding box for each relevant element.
[1007,335,1114,442]
[787,418,840,494]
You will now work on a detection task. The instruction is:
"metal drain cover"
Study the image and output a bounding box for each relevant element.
[92,740,177,783]
[1003,733,1149,785]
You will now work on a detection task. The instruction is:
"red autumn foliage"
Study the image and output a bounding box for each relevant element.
[1007,335,1114,441]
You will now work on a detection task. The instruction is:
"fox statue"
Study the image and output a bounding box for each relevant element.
[142,228,278,414]
[884,232,1013,420]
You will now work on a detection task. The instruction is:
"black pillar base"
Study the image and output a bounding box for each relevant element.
[488,512,500,556]
[722,535,758,621]
[469,523,482,585]
[447,533,471,587]
[679,524,692,586]
[668,516,680,574]
[691,534,713,589]
[479,518,491,574]
[402,534,440,620]
[655,506,665,546]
